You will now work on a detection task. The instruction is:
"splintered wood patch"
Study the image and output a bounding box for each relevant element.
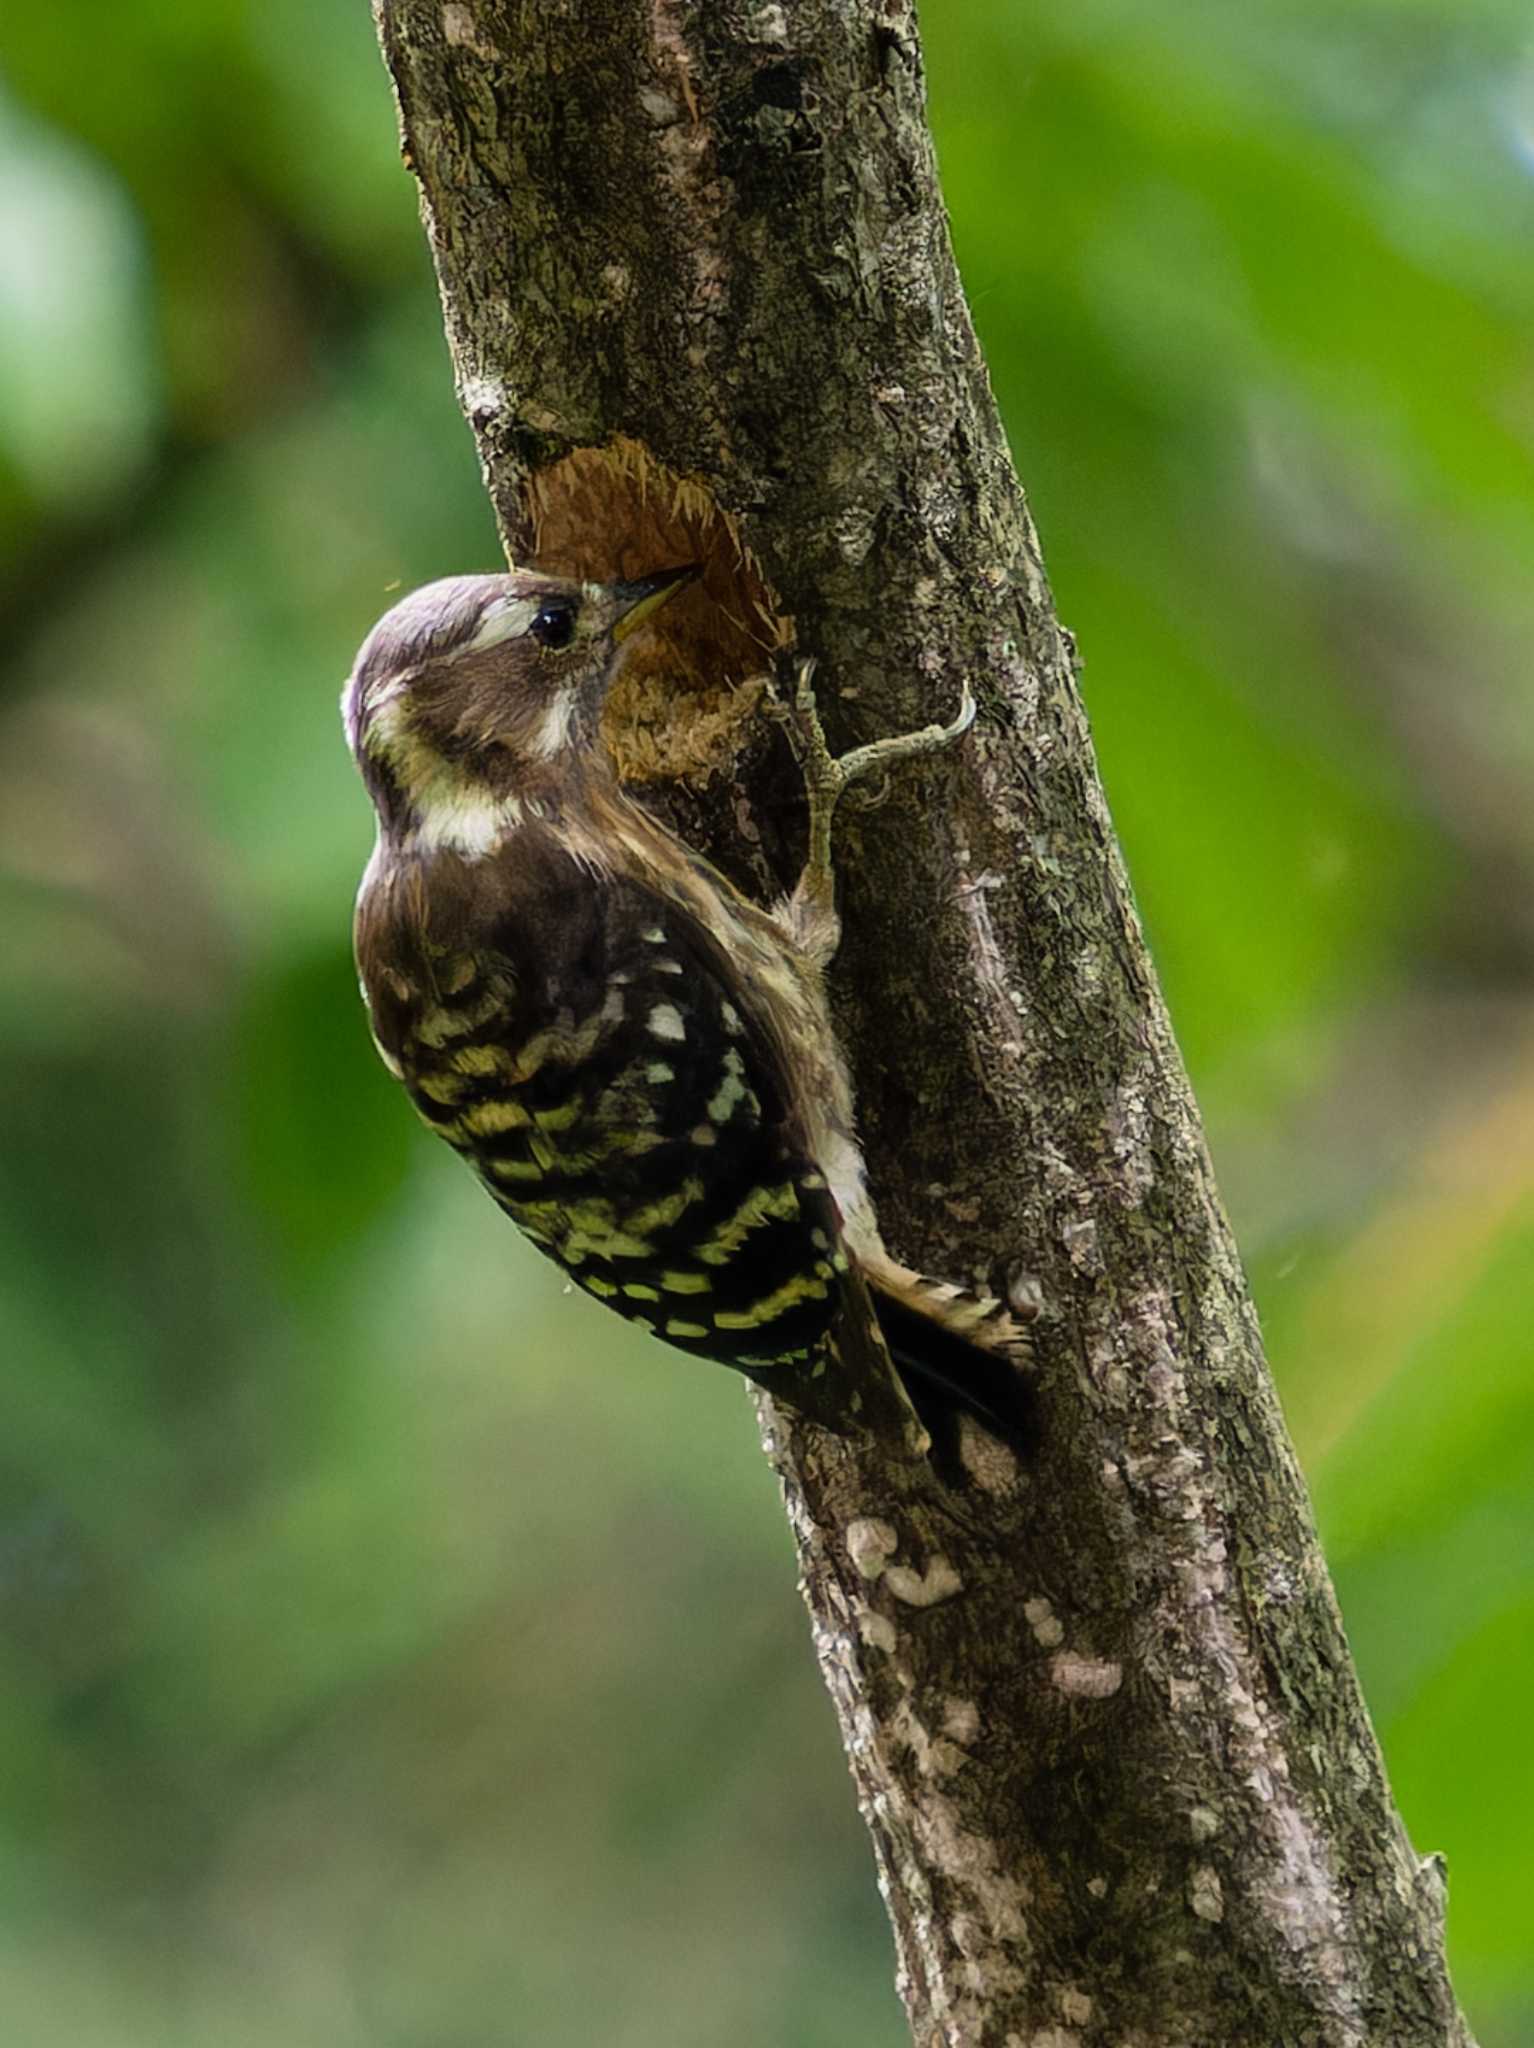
[524,437,787,788]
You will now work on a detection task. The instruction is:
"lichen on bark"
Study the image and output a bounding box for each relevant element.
[372,3,1474,2040]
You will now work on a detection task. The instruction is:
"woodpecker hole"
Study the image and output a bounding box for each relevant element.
[523,436,789,789]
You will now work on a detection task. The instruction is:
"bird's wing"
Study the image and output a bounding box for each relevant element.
[379,850,856,1373]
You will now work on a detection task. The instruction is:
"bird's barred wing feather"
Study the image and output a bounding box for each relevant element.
[362,850,852,1370]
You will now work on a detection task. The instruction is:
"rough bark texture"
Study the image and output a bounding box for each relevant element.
[372,5,1473,2043]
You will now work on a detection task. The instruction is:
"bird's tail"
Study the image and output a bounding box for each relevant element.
[737,1268,1035,1469]
[871,1279,1036,1462]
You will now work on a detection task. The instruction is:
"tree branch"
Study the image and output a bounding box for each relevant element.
[371,3,1473,2040]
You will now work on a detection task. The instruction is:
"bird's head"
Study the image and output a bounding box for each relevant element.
[342,566,694,851]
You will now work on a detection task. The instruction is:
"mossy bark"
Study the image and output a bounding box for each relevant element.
[372,4,1473,2042]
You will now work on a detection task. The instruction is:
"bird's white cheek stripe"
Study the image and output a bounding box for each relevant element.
[528,685,578,760]
[362,692,408,755]
[409,786,526,857]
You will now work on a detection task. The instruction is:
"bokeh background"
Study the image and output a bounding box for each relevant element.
[1,1,1530,2040]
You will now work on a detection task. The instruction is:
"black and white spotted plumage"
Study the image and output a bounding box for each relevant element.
[344,566,1032,1451]
[362,841,852,1369]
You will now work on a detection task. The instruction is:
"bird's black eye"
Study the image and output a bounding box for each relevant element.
[530,601,577,651]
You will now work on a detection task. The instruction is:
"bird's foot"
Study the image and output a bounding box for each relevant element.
[780,657,976,925]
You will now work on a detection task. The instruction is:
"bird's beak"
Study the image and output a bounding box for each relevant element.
[609,564,699,644]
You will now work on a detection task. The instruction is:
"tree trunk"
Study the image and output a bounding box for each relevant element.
[371,4,1473,2042]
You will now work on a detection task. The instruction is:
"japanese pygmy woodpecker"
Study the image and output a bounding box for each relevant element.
[342,567,1031,1448]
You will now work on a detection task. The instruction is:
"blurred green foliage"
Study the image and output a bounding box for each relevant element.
[0,1,1530,2039]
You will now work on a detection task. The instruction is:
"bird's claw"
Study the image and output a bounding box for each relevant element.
[777,655,978,924]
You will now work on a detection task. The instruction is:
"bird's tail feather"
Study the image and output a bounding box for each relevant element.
[872,1284,1035,1461]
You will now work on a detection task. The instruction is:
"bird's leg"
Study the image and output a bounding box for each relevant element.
[782,657,977,955]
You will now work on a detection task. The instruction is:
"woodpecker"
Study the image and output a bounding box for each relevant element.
[342,566,1031,1451]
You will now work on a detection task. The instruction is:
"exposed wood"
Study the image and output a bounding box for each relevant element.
[371,4,1473,2041]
